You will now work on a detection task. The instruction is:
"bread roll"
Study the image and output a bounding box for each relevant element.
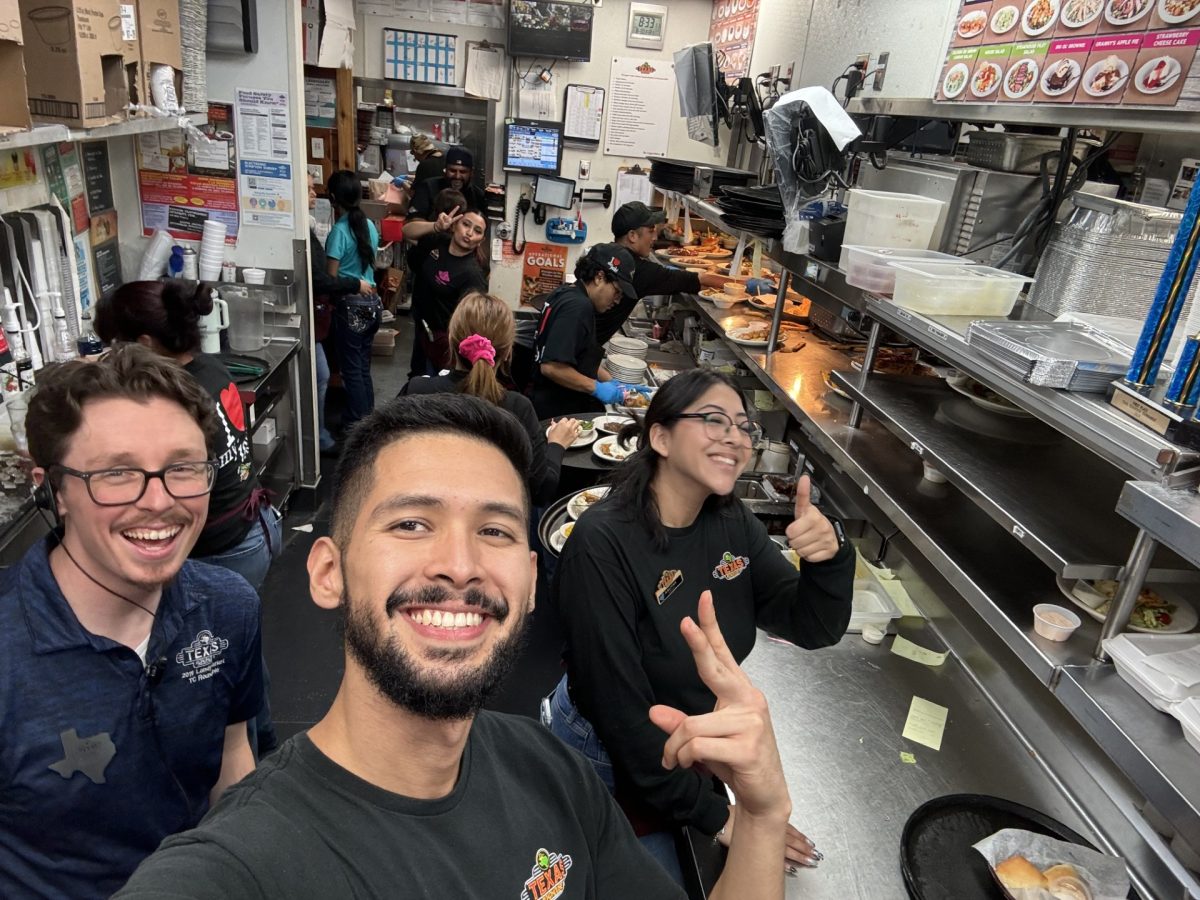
[995,855,1048,890]
[1045,864,1093,900]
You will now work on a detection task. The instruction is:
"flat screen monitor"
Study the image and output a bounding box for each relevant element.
[504,119,563,175]
[508,1,594,62]
[534,174,576,209]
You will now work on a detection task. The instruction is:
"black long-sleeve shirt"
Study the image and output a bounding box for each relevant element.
[595,258,701,345]
[551,497,854,836]
[400,371,566,506]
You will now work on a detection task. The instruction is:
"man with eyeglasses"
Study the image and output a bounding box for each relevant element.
[0,345,263,900]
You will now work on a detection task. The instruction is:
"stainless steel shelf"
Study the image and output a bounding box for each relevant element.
[864,296,1200,482]
[1057,664,1200,852]
[1118,481,1200,571]
[830,370,1190,580]
[849,96,1200,137]
[0,112,206,151]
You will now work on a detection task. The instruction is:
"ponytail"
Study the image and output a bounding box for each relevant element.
[462,356,505,406]
[346,206,375,273]
[446,292,514,409]
[327,170,375,272]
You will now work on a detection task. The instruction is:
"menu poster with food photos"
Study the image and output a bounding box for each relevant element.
[935,0,1200,109]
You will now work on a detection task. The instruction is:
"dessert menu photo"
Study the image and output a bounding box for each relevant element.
[935,0,1200,108]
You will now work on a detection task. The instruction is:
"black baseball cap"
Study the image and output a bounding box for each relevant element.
[612,201,666,237]
[585,243,638,299]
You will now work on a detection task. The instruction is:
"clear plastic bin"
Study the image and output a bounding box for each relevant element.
[842,245,968,295]
[840,190,945,267]
[890,262,1034,316]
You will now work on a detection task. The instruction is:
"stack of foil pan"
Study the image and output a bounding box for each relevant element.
[1028,193,1200,333]
[967,321,1134,391]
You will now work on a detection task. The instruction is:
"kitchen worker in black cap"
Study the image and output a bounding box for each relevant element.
[406,145,489,229]
[532,243,651,420]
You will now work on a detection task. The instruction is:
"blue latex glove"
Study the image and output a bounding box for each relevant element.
[591,381,630,405]
[627,384,654,396]
[392,175,411,188]
[744,277,776,296]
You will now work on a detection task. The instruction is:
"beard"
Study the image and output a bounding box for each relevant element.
[341,583,529,721]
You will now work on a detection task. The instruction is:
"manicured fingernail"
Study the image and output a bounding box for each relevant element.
[813,850,824,861]
[786,866,799,876]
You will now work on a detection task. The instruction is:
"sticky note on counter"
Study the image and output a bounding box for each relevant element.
[863,560,923,617]
[902,696,948,751]
[891,635,948,667]
[900,752,916,764]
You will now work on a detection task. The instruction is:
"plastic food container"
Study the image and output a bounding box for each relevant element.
[849,563,903,634]
[842,245,968,295]
[891,262,1034,316]
[841,190,946,265]
[1033,604,1081,642]
[1103,634,1200,713]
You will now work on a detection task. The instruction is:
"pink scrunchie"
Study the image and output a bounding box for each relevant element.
[459,334,496,367]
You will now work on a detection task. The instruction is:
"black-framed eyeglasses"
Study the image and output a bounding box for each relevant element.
[673,412,764,445]
[51,461,218,506]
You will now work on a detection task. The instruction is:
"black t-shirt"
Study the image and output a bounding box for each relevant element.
[400,372,566,506]
[413,233,488,333]
[184,355,257,555]
[412,154,445,187]
[114,715,685,900]
[532,283,605,420]
[409,177,487,220]
[595,258,701,346]
[552,497,854,836]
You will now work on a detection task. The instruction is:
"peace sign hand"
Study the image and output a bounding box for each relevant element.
[785,475,839,563]
[648,592,791,823]
[435,205,463,234]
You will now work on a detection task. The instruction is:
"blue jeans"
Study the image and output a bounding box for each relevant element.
[314,342,335,450]
[197,505,283,592]
[541,676,685,886]
[333,299,382,431]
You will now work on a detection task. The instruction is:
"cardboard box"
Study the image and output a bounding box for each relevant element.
[19,0,138,127]
[135,0,181,109]
[0,0,31,131]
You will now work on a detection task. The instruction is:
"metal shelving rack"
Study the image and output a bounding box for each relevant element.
[0,112,208,151]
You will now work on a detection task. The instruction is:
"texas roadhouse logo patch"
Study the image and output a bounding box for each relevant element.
[521,848,573,900]
[712,551,750,581]
[176,630,230,684]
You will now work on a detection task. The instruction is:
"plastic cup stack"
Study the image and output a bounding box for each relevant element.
[138,230,174,280]
[198,220,227,281]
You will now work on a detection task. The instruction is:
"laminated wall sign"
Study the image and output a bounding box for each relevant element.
[235,88,295,230]
[936,0,1200,110]
[709,0,760,82]
[603,57,675,158]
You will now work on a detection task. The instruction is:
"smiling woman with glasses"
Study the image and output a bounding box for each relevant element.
[544,368,855,884]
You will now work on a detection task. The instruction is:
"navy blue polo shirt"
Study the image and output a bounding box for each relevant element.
[0,537,263,900]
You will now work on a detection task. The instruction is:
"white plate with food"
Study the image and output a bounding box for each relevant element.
[942,62,971,98]
[991,4,1022,33]
[593,434,636,463]
[958,7,989,37]
[1060,0,1104,25]
[698,288,746,308]
[1041,58,1083,95]
[1055,576,1198,634]
[550,520,575,552]
[946,373,1033,417]
[593,414,634,435]
[1159,0,1200,23]
[725,324,772,347]
[613,388,654,414]
[549,420,598,448]
[1106,0,1153,24]
[1004,58,1041,98]
[566,485,610,520]
[1083,55,1129,96]
[1023,0,1060,34]
[971,62,1003,98]
[1134,55,1182,94]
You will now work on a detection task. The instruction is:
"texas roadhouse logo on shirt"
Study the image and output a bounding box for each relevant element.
[520,848,573,900]
[712,551,750,581]
[175,630,230,684]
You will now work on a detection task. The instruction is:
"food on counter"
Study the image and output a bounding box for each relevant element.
[995,855,1047,890]
[579,419,595,432]
[1106,0,1151,20]
[1087,56,1127,96]
[994,855,1095,899]
[730,324,771,343]
[1040,610,1076,628]
[1088,579,1176,629]
[972,62,1001,96]
[958,8,988,35]
[1044,59,1081,94]
[1024,0,1057,32]
[992,4,1020,31]
[1061,0,1102,24]
[620,390,649,409]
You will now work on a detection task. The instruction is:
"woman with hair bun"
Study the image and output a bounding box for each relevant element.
[400,291,580,506]
[93,280,281,591]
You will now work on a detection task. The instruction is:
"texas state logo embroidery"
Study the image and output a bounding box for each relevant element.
[712,551,750,581]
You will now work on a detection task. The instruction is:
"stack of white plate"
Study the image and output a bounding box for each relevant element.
[608,335,648,359]
[606,353,647,384]
[198,220,228,281]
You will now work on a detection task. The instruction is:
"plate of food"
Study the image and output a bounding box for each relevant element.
[1105,0,1153,24]
[1158,0,1200,23]
[593,434,636,463]
[971,61,1003,98]
[946,373,1033,417]
[1056,576,1198,634]
[942,62,971,98]
[703,248,734,259]
[822,370,852,401]
[1060,0,1104,25]
[1082,55,1130,97]
[593,414,634,434]
[1041,58,1082,95]
[1023,0,1060,34]
[1004,58,1041,99]
[958,7,989,36]
[991,4,1022,32]
[567,485,610,519]
[1134,55,1182,94]
[550,520,575,552]
[614,388,654,413]
[549,419,598,448]
[698,287,746,308]
[725,324,772,347]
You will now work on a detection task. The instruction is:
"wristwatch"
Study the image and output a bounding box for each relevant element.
[829,516,847,551]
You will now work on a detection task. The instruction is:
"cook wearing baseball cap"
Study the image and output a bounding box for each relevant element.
[531,243,650,419]
[407,144,487,224]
